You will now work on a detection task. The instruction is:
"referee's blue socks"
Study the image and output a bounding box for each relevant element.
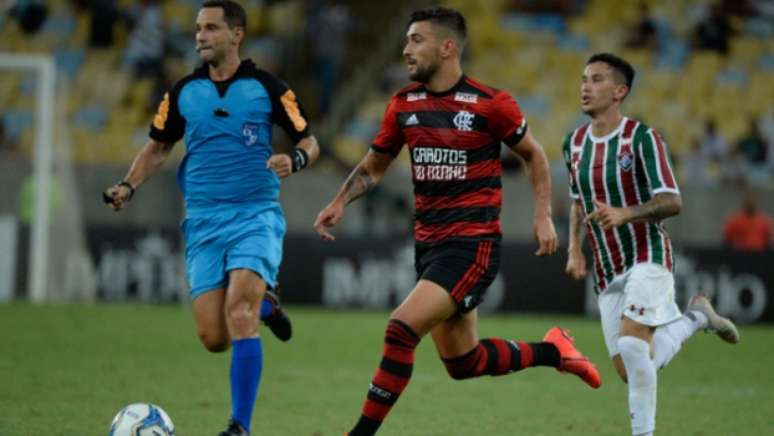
[259,298,273,320]
[230,337,263,432]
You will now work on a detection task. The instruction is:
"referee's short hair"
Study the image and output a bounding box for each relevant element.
[202,0,247,30]
[408,7,467,50]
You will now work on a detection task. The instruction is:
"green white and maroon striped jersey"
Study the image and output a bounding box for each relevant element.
[562,117,679,292]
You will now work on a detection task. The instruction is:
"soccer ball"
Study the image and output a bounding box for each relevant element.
[109,403,175,436]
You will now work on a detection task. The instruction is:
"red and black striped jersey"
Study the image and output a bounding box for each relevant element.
[562,117,679,291]
[371,75,528,244]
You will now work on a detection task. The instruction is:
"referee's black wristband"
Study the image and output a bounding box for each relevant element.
[117,180,135,200]
[290,148,309,173]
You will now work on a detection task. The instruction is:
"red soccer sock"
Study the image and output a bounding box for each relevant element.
[442,338,560,379]
[349,319,420,436]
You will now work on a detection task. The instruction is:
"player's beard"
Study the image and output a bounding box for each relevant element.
[409,61,440,84]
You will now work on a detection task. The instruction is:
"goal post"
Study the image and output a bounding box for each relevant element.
[0,52,97,303]
[0,53,55,302]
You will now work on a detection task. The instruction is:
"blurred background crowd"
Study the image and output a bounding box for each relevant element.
[0,0,772,252]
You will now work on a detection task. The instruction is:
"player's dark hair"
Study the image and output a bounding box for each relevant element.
[202,0,246,30]
[587,52,635,97]
[408,7,467,48]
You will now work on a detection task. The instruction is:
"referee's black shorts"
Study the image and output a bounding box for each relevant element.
[415,238,501,313]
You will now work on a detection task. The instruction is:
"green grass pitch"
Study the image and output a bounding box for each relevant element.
[1,303,773,435]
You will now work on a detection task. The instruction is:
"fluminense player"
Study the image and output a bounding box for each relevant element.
[563,52,740,436]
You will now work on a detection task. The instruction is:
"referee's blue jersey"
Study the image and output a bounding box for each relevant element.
[149,59,311,217]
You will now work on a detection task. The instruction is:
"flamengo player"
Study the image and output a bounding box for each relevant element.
[563,53,740,436]
[315,7,601,436]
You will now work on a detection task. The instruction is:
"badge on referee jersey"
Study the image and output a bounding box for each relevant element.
[242,123,259,147]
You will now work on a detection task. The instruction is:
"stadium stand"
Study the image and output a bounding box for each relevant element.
[331,0,774,187]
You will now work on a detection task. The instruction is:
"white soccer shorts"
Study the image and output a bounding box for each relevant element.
[598,262,682,357]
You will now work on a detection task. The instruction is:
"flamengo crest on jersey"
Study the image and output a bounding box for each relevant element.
[562,117,679,291]
[453,111,475,131]
[371,76,528,243]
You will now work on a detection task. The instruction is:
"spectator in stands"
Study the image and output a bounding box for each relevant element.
[723,190,772,252]
[507,0,576,15]
[625,2,658,50]
[87,0,121,48]
[307,0,352,116]
[720,0,757,18]
[124,0,165,79]
[9,0,48,35]
[0,114,12,154]
[681,139,706,186]
[699,120,728,160]
[687,119,729,185]
[693,3,734,55]
[71,0,118,47]
[736,118,769,167]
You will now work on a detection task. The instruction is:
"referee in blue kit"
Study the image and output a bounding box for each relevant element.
[103,2,319,435]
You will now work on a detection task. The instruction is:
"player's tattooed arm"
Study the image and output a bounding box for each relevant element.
[341,150,395,205]
[315,149,395,241]
[587,193,681,230]
[342,165,377,205]
[628,192,682,222]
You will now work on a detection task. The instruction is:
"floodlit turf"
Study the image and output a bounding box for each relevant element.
[1,303,773,435]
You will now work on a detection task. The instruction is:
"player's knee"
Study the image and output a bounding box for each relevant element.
[443,361,473,380]
[226,299,259,333]
[384,318,421,348]
[441,344,481,380]
[616,335,652,384]
[198,330,229,353]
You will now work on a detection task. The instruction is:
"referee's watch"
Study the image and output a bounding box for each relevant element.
[117,180,136,200]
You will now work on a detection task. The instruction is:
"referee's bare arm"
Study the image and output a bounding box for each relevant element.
[267,135,320,178]
[296,135,320,166]
[103,139,175,211]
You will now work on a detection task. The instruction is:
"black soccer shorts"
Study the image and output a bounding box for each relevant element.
[415,238,501,313]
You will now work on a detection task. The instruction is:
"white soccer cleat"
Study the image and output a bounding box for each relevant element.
[687,294,740,344]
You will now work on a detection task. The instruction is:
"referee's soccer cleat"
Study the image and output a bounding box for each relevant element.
[263,287,292,342]
[218,419,249,436]
[687,294,740,344]
[543,327,602,389]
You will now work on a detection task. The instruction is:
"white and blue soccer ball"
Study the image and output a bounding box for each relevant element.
[109,403,175,436]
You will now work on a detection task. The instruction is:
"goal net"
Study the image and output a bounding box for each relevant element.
[0,53,95,303]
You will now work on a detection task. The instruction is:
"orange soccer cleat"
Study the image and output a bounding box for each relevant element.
[543,327,602,389]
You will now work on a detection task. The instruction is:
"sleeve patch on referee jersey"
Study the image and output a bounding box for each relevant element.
[153,93,170,130]
[280,89,308,132]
